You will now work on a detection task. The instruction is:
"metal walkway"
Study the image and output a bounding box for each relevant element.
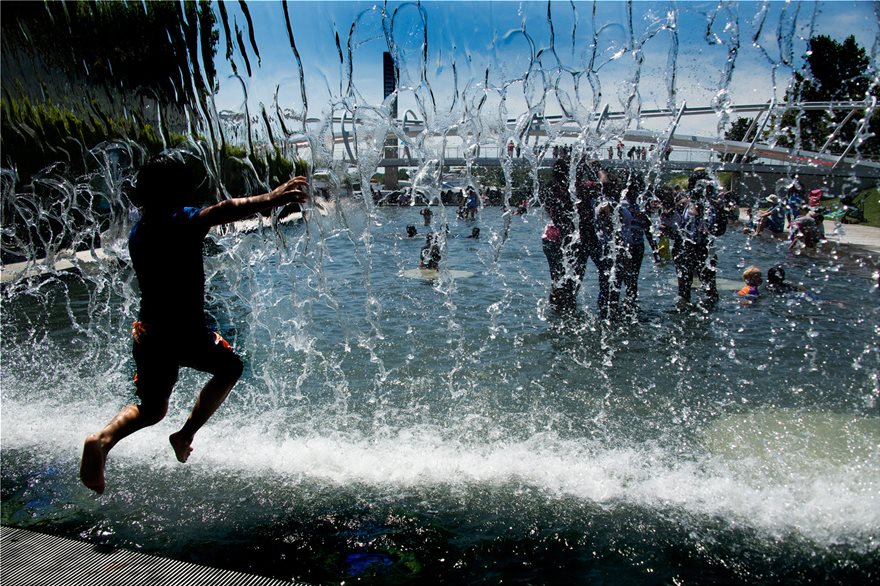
[0,526,301,586]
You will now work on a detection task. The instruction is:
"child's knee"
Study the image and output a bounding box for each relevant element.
[139,400,169,424]
[221,354,244,380]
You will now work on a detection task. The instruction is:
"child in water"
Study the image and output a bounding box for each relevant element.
[766,265,798,294]
[736,265,763,299]
[80,153,313,494]
[419,232,442,269]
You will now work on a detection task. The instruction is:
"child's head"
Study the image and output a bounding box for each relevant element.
[767,266,785,285]
[132,153,209,212]
[742,265,763,287]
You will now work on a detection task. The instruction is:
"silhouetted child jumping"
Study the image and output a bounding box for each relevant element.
[80,153,312,494]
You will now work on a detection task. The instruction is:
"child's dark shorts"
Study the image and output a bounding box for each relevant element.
[131,321,243,406]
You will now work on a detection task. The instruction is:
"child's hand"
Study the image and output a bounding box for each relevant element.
[273,176,310,204]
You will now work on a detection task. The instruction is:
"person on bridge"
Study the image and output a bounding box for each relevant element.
[80,153,314,494]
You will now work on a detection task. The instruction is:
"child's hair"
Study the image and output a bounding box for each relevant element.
[767,266,785,284]
[742,265,762,283]
[132,152,209,210]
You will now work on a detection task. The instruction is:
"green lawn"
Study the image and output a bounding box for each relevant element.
[821,186,880,227]
[860,186,880,227]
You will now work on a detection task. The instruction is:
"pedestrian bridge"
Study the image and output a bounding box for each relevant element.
[305,100,880,180]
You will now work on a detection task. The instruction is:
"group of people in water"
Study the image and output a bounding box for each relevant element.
[746,184,827,251]
[734,264,810,300]
[403,152,820,315]
[539,153,735,317]
[405,219,479,270]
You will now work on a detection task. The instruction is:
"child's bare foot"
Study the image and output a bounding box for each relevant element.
[169,431,194,463]
[80,434,107,494]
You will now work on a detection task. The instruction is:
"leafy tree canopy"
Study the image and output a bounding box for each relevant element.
[723,116,757,162]
[778,35,878,157]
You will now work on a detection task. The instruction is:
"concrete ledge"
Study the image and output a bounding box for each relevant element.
[0,526,301,586]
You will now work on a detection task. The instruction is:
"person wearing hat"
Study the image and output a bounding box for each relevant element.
[754,194,785,235]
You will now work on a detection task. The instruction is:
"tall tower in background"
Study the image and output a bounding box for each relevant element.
[383,52,399,190]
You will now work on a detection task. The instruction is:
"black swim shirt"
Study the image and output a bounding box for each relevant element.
[129,207,209,333]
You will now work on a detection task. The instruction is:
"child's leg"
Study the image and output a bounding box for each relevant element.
[81,324,175,493]
[624,246,644,306]
[170,361,242,462]
[80,399,169,494]
[172,333,244,463]
[675,257,694,303]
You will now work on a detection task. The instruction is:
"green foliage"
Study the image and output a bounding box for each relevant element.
[1,1,221,182]
[217,143,309,196]
[723,117,758,162]
[473,163,534,192]
[295,158,310,177]
[665,174,690,190]
[1,95,169,180]
[777,35,879,157]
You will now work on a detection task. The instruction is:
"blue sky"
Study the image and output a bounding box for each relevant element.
[211,1,879,141]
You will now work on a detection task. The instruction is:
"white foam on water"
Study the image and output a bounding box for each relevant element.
[4,395,877,548]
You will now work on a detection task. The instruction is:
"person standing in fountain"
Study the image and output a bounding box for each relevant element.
[541,155,584,312]
[465,187,479,220]
[420,206,433,226]
[540,154,606,314]
[618,174,659,312]
[673,169,726,307]
[80,153,312,494]
[419,232,442,269]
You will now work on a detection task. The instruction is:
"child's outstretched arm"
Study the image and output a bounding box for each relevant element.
[197,176,312,227]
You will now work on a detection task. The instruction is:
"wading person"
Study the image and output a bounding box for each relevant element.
[80,153,312,494]
[541,154,606,315]
[674,170,726,307]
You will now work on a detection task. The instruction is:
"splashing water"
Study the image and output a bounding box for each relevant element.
[2,2,879,584]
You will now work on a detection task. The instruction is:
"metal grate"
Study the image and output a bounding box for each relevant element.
[0,526,301,586]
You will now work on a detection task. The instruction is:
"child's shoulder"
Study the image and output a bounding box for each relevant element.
[172,206,203,221]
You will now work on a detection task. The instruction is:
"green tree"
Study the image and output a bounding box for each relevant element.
[723,116,757,162]
[777,35,878,157]
[1,1,219,180]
